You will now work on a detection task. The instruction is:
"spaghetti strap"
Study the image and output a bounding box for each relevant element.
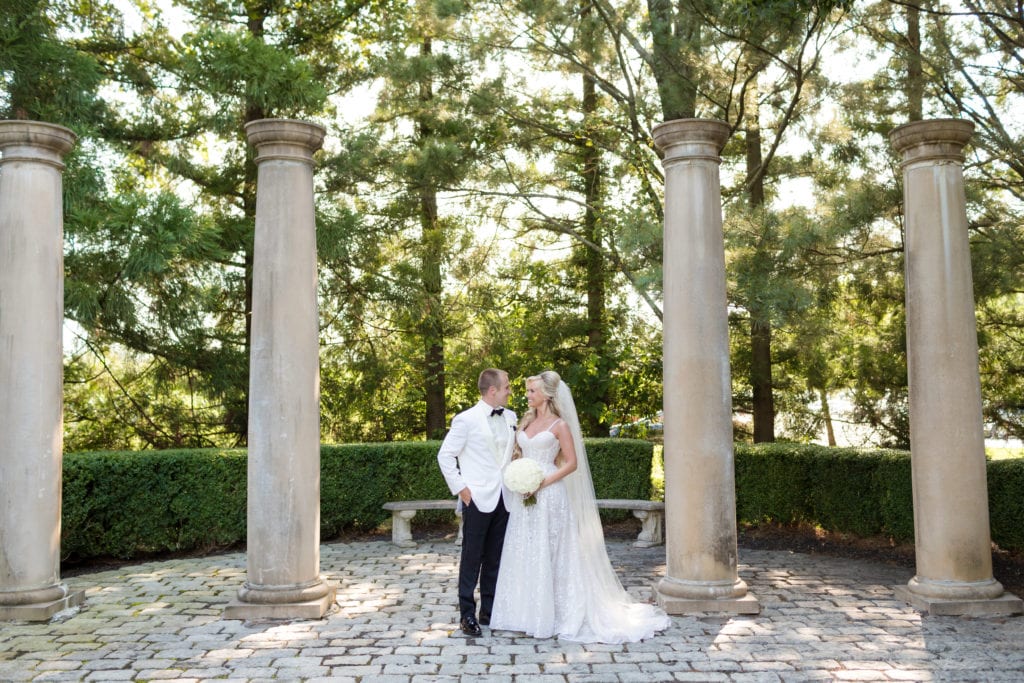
[545,419,562,433]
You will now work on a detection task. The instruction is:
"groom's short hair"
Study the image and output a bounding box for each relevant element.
[478,368,506,395]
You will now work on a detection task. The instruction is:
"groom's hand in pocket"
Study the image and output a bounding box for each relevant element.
[459,487,472,506]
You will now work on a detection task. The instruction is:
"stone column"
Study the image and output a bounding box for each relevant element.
[0,121,85,621]
[224,119,335,620]
[890,119,1022,616]
[652,119,759,614]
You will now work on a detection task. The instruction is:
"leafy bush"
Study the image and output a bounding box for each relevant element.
[735,444,914,541]
[872,450,915,541]
[62,449,248,561]
[320,442,453,534]
[61,440,1024,564]
[988,457,1024,552]
[734,442,815,526]
[586,438,656,522]
[62,438,654,562]
[736,443,1024,551]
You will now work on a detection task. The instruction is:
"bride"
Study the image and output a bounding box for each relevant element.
[489,370,671,642]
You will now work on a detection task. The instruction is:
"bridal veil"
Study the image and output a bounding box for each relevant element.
[553,377,671,642]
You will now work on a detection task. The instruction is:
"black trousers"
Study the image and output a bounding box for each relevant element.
[458,495,509,620]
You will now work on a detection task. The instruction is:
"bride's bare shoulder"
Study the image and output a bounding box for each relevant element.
[552,419,571,437]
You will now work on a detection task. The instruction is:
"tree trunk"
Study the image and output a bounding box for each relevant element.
[745,71,775,443]
[233,8,271,445]
[646,0,701,120]
[819,387,837,447]
[906,0,923,121]
[418,37,447,440]
[580,1,610,436]
[751,320,775,442]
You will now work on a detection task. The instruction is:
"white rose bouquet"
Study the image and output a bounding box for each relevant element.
[504,458,545,506]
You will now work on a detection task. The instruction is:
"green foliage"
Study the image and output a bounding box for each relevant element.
[736,444,1024,550]
[586,439,656,499]
[62,449,248,561]
[319,442,453,533]
[7,0,1022,453]
[734,442,814,524]
[988,458,1024,553]
[62,439,654,562]
[59,442,1024,563]
[735,443,915,541]
[62,343,236,451]
[179,28,329,116]
[726,205,840,442]
[51,0,379,445]
[0,0,105,124]
[804,448,886,536]
[62,186,249,448]
[973,226,1024,442]
[725,0,854,26]
[873,449,915,541]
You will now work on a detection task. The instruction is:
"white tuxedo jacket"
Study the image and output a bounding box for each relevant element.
[437,401,518,513]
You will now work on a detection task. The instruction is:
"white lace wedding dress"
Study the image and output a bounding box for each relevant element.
[489,423,671,643]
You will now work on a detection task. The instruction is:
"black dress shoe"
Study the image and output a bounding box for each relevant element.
[478,612,491,626]
[460,615,482,636]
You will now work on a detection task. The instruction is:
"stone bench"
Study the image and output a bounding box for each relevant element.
[595,499,665,548]
[382,500,464,548]
[382,498,664,548]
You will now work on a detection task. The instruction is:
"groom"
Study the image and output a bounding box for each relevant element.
[437,368,516,636]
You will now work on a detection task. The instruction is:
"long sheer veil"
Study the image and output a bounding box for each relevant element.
[554,379,671,641]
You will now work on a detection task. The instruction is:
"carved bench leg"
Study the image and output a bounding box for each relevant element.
[633,509,663,547]
[392,509,418,547]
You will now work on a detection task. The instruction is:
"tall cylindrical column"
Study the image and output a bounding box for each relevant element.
[0,121,85,621]
[890,119,1021,615]
[224,119,335,620]
[653,119,758,614]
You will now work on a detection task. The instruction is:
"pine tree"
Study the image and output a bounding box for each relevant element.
[60,0,377,444]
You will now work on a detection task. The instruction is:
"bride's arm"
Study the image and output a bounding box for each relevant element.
[537,421,578,490]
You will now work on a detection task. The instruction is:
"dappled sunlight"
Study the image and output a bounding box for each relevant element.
[723,550,939,677]
[3,540,1019,680]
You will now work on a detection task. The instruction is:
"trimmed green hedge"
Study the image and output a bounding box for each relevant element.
[60,441,1024,563]
[62,449,248,562]
[61,438,654,562]
[987,456,1024,553]
[734,444,913,540]
[735,443,1024,553]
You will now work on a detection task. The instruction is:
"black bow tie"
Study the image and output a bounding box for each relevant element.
[490,407,504,417]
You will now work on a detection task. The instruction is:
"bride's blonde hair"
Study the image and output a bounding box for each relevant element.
[512,370,562,461]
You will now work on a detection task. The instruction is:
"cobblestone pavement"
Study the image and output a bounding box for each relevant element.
[1,536,1023,682]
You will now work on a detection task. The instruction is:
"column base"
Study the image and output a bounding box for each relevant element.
[223,592,335,620]
[653,578,760,615]
[894,584,1024,616]
[0,588,85,622]
[224,581,335,622]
